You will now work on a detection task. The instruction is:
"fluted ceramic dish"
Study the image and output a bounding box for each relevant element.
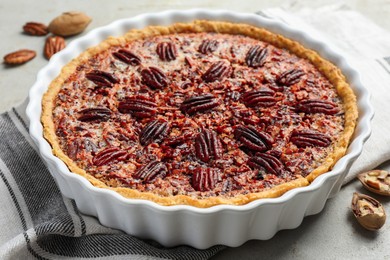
[27,9,373,249]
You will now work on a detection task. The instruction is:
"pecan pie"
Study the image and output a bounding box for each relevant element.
[41,20,358,207]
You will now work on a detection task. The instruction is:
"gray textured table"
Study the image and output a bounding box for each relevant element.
[1,1,389,259]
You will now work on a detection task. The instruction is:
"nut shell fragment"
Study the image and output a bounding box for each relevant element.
[48,11,92,36]
[358,170,390,196]
[351,192,386,231]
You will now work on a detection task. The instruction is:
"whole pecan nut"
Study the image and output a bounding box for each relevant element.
[290,129,331,147]
[23,22,48,36]
[195,129,223,163]
[192,167,219,192]
[295,99,339,115]
[141,66,169,89]
[48,11,92,36]
[202,61,231,82]
[44,36,66,59]
[3,49,36,65]
[86,70,119,87]
[241,88,276,108]
[92,147,128,166]
[234,125,274,152]
[139,120,170,146]
[118,96,157,118]
[112,49,141,65]
[134,160,168,183]
[156,42,178,61]
[245,46,268,68]
[180,94,220,115]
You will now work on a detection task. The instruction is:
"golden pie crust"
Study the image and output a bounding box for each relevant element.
[41,20,358,207]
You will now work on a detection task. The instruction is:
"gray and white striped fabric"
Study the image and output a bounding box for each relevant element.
[0,102,225,259]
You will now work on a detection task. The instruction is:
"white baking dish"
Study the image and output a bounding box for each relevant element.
[26,9,373,249]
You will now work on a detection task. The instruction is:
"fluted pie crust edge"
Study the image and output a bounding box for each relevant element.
[41,20,358,207]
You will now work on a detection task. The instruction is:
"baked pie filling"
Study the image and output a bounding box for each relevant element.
[42,21,357,207]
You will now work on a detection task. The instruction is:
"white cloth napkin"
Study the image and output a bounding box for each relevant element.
[259,5,390,184]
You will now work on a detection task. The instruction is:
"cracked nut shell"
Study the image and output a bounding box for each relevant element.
[358,170,390,196]
[351,192,386,231]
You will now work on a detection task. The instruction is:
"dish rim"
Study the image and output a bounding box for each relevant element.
[26,8,373,214]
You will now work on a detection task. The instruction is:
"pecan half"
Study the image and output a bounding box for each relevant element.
[92,147,128,166]
[134,160,168,183]
[192,167,219,192]
[3,49,36,65]
[245,46,268,68]
[296,99,339,115]
[77,107,112,122]
[141,66,169,89]
[290,129,331,147]
[195,129,223,163]
[86,70,119,87]
[234,125,274,152]
[277,69,305,86]
[241,88,276,108]
[202,61,231,82]
[44,36,66,59]
[248,153,285,176]
[180,94,220,115]
[156,42,177,61]
[139,120,170,146]
[23,22,48,36]
[112,49,141,65]
[118,96,157,118]
[198,40,219,54]
[67,139,81,160]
